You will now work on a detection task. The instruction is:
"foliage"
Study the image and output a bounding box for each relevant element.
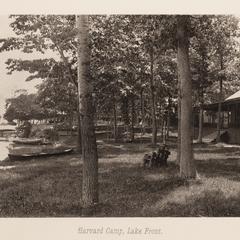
[4,91,46,122]
[35,62,78,117]
[16,121,32,138]
[1,14,240,129]
[42,127,59,141]
[205,15,240,103]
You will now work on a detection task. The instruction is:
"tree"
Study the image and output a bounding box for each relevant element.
[209,16,239,142]
[76,15,98,215]
[131,15,174,145]
[4,91,46,123]
[0,15,82,150]
[190,16,213,143]
[187,15,240,144]
[155,49,178,141]
[36,62,78,128]
[177,15,196,178]
[91,15,145,142]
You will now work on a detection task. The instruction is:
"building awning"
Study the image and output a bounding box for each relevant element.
[203,90,240,111]
[225,90,240,102]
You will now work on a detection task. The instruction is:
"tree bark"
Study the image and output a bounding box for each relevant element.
[163,119,166,145]
[196,86,204,143]
[76,15,98,215]
[216,55,224,143]
[166,97,171,140]
[130,97,135,142]
[76,107,82,153]
[113,98,118,141]
[177,70,181,165]
[140,88,146,135]
[150,46,157,146]
[197,105,203,143]
[177,15,196,178]
[161,117,164,141]
[122,96,130,134]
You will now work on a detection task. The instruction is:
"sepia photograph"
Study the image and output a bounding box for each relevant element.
[0,0,240,239]
[0,14,240,217]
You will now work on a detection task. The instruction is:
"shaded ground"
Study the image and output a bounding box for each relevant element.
[0,136,240,217]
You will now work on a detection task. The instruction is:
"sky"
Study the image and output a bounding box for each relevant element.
[0,15,57,119]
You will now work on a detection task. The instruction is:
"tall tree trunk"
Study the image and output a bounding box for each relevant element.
[150,46,157,146]
[197,106,203,143]
[76,15,98,215]
[122,96,130,134]
[177,15,196,178]
[161,117,164,141]
[166,97,171,140]
[216,55,224,143]
[197,88,204,143]
[69,112,73,136]
[130,97,135,142]
[163,119,166,145]
[113,98,118,141]
[177,72,181,165]
[140,88,146,135]
[76,106,82,153]
[74,95,82,153]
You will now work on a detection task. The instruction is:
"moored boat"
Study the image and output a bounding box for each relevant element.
[12,138,43,145]
[0,137,9,142]
[8,145,73,160]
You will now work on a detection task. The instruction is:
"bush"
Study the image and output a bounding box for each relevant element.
[16,121,32,138]
[29,128,45,138]
[43,128,59,141]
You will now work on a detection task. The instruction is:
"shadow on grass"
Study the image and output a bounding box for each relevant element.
[196,157,240,181]
[0,159,184,217]
[144,188,240,217]
[0,153,81,200]
[0,162,83,217]
[1,138,240,217]
[95,162,190,217]
[97,138,177,160]
[98,142,147,155]
[194,146,240,154]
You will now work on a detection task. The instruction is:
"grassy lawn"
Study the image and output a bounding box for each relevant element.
[0,136,240,217]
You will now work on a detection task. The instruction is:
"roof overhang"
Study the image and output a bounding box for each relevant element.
[203,98,240,111]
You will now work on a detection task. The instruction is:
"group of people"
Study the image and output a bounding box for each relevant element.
[143,145,170,168]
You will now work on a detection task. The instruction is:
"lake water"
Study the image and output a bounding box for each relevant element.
[0,141,10,161]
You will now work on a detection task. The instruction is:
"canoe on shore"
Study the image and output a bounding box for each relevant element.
[12,138,43,145]
[12,138,42,145]
[8,146,73,161]
[0,137,9,142]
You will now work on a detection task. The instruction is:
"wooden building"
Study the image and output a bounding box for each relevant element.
[203,90,240,144]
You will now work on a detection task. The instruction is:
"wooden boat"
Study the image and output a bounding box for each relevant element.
[12,138,43,145]
[0,137,8,142]
[8,145,73,160]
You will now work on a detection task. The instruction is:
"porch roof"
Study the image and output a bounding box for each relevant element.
[203,90,240,111]
[225,90,240,102]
